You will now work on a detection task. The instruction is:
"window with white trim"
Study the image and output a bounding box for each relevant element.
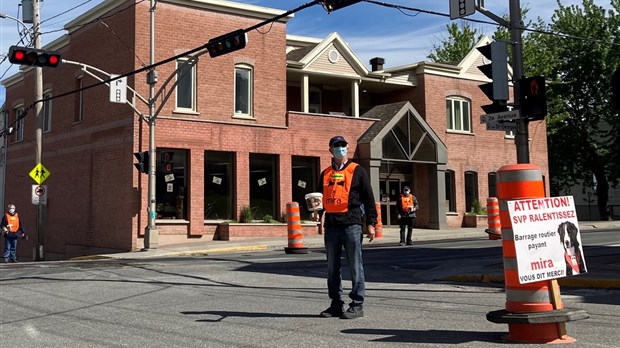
[13,107,24,143]
[175,59,196,111]
[43,90,52,133]
[446,97,471,132]
[234,64,252,116]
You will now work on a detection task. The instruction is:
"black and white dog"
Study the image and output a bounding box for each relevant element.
[557,221,587,275]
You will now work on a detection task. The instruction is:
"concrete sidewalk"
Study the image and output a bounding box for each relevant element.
[91,220,619,260]
[78,220,620,289]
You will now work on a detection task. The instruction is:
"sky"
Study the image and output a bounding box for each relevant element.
[0,0,613,106]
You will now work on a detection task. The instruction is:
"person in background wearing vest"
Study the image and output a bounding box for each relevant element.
[318,135,377,320]
[2,203,25,263]
[397,186,419,246]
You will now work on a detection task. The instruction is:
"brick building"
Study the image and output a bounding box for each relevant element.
[1,0,548,260]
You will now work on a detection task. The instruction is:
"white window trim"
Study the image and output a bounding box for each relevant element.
[43,89,52,133]
[233,64,253,118]
[174,58,197,113]
[13,106,24,143]
[446,97,472,133]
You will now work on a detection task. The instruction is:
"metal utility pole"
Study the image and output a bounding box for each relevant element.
[145,0,158,249]
[33,0,45,260]
[509,0,529,163]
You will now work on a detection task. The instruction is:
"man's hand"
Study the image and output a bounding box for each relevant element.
[367,225,376,242]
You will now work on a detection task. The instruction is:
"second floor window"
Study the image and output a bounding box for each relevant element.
[43,91,52,132]
[13,107,24,143]
[74,76,84,123]
[234,65,252,116]
[446,97,471,132]
[176,59,196,111]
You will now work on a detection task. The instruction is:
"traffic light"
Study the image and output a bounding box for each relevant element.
[8,45,61,67]
[206,29,247,58]
[321,0,362,13]
[134,151,149,174]
[519,76,547,120]
[477,41,509,114]
[161,151,174,174]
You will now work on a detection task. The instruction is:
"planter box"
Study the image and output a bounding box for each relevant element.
[216,223,320,240]
[462,214,487,228]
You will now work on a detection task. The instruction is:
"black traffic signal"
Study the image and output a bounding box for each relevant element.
[612,68,620,112]
[477,41,509,114]
[8,45,61,67]
[206,29,247,58]
[134,151,149,174]
[519,76,547,120]
[161,151,174,174]
[321,0,362,13]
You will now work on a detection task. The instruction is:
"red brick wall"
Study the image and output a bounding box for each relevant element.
[419,73,549,227]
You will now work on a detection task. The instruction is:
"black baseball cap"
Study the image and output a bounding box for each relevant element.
[329,135,348,147]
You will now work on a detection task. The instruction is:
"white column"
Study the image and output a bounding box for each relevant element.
[351,79,360,117]
[301,74,309,113]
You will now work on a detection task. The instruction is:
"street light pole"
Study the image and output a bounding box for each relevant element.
[145,0,158,249]
[33,0,46,260]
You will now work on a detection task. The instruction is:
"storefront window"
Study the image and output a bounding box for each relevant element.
[292,156,319,220]
[156,149,188,220]
[205,151,235,220]
[250,154,278,220]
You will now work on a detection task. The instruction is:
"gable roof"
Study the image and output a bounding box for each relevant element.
[358,101,447,164]
[286,32,370,76]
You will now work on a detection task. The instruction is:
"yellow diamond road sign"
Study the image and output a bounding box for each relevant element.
[29,163,51,185]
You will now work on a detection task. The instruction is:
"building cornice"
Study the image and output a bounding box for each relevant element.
[65,0,291,35]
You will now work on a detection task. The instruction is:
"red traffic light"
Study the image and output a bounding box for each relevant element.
[8,45,62,68]
[206,29,247,58]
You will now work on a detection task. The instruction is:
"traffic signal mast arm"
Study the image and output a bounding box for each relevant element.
[62,59,149,123]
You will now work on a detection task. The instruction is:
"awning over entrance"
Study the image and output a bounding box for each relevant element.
[356,101,448,229]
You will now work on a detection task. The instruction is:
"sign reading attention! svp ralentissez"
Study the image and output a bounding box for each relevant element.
[507,196,587,284]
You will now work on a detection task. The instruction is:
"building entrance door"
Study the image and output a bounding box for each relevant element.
[379,176,411,227]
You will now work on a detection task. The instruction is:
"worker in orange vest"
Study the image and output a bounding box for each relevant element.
[318,135,377,320]
[2,203,25,263]
[396,186,419,246]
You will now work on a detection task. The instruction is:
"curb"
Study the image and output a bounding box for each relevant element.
[441,274,620,289]
[163,245,270,257]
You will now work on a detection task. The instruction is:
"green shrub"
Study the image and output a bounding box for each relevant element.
[469,200,487,215]
[279,211,287,223]
[239,205,254,223]
[262,214,277,223]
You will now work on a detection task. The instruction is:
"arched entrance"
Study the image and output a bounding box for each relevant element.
[357,102,448,229]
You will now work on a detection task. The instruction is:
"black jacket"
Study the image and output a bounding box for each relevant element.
[319,161,377,227]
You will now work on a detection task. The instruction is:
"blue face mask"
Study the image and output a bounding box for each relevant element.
[332,146,347,160]
[9,208,15,214]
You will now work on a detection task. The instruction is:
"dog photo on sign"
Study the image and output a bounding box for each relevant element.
[557,221,587,275]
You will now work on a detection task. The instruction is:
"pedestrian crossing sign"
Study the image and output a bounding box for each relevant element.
[29,163,51,184]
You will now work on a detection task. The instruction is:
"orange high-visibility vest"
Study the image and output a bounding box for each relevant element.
[5,213,20,233]
[400,194,414,212]
[322,162,358,213]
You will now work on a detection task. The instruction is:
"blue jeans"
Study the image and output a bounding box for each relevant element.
[324,224,365,308]
[3,234,18,261]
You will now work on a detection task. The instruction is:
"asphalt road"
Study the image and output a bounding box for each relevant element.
[0,235,618,347]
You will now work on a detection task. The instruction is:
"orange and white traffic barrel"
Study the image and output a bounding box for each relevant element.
[486,163,587,343]
[374,202,383,239]
[284,202,308,254]
[486,197,501,240]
